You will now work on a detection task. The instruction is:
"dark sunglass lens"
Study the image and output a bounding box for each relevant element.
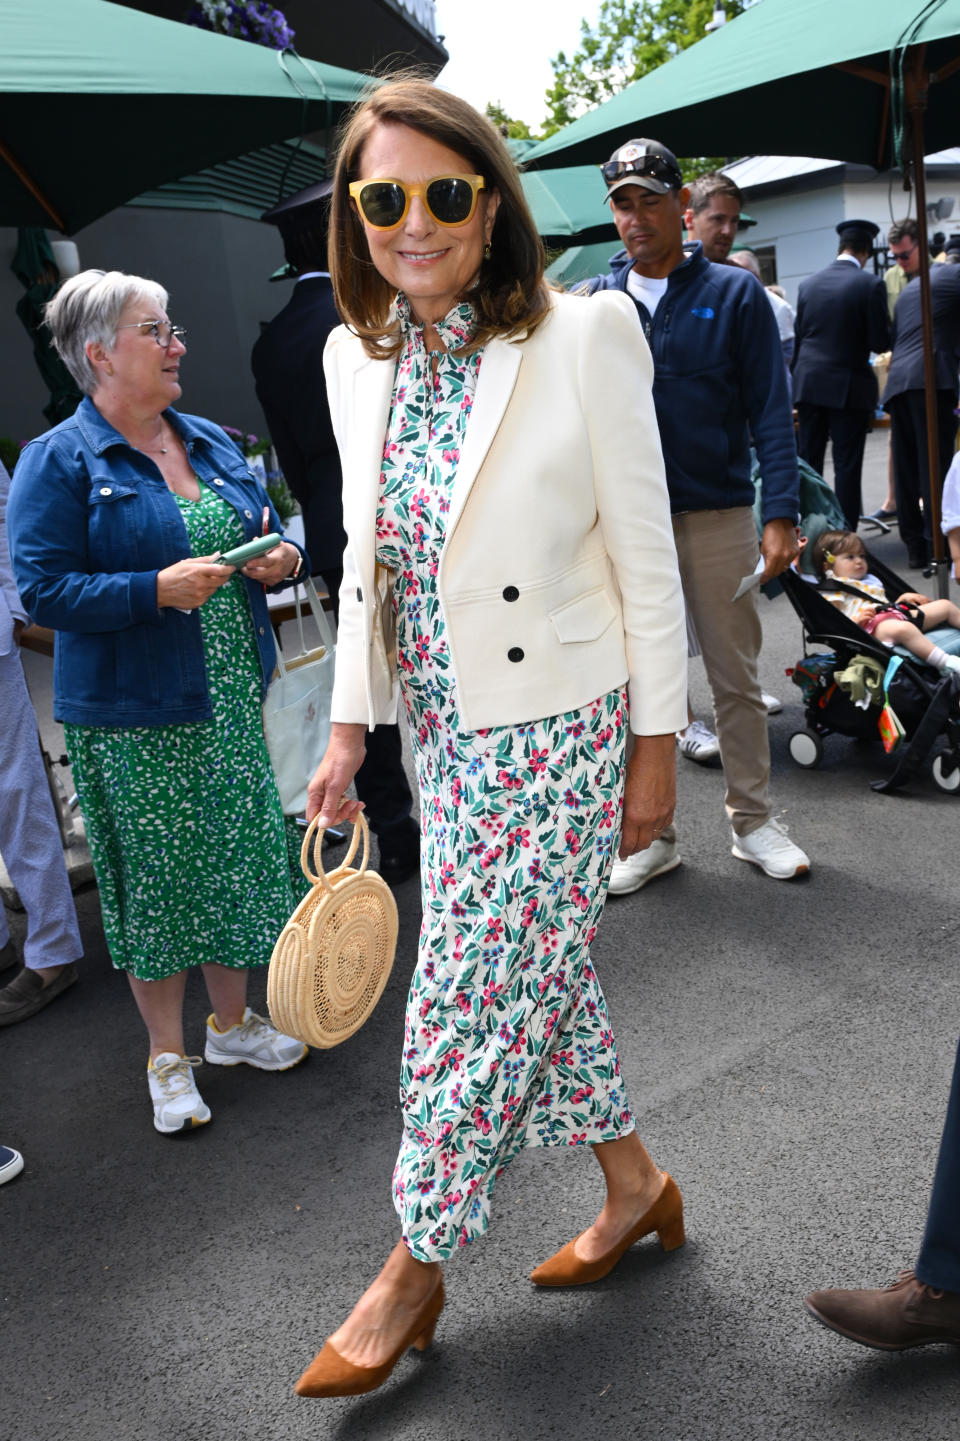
[426,177,474,223]
[359,181,406,227]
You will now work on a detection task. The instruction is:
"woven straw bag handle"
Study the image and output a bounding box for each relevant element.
[300,811,370,893]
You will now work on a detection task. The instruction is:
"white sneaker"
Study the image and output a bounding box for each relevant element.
[762,691,783,714]
[204,1007,308,1071]
[0,1144,24,1184]
[608,832,681,895]
[676,719,721,764]
[148,1053,211,1135]
[731,818,810,879]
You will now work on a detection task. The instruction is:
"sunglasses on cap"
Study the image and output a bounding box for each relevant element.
[601,154,679,188]
[348,175,486,231]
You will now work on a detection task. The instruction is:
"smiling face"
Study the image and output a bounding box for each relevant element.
[609,183,689,278]
[88,297,186,412]
[353,121,500,328]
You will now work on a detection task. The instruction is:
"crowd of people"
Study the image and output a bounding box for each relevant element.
[2,76,959,1388]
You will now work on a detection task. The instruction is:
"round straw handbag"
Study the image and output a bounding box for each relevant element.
[267,813,398,1049]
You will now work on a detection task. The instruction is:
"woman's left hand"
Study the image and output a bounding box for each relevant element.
[619,733,676,859]
[240,540,300,585]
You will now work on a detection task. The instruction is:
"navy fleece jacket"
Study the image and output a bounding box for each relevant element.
[581,243,799,526]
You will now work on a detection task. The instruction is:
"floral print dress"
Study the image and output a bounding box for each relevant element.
[380,298,635,1263]
[65,487,304,981]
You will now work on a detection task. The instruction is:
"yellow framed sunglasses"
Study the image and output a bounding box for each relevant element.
[348,174,486,231]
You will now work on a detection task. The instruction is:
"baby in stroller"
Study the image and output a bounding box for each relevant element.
[813,529,960,677]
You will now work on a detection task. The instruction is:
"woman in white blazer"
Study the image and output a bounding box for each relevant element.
[296,80,688,1400]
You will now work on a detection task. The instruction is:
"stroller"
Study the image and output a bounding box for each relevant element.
[780,551,960,795]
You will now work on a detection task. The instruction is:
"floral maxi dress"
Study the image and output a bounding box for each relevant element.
[381,300,635,1263]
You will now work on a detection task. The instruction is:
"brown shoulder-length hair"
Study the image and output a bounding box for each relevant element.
[328,77,551,358]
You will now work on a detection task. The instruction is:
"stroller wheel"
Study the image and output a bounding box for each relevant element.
[789,730,823,768]
[931,751,960,794]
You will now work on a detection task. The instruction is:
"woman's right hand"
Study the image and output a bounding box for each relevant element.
[157,554,233,609]
[306,723,368,826]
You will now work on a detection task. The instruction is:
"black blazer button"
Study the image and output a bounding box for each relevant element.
[507,646,524,663]
[356,587,363,603]
[502,585,519,602]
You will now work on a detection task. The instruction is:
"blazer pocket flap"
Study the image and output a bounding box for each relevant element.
[550,588,616,644]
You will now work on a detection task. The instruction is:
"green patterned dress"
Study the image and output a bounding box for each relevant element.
[65,487,303,981]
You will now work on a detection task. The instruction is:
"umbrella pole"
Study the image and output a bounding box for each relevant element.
[906,49,948,599]
[0,140,66,234]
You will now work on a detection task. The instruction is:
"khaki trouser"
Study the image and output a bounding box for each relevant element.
[672,506,770,838]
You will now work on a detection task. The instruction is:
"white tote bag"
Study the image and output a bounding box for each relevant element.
[263,579,336,816]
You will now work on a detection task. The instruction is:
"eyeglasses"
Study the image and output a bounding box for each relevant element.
[116,320,186,349]
[890,242,918,262]
[348,175,486,230]
[601,154,680,189]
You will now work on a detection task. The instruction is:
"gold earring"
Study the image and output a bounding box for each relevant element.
[106,362,114,376]
[483,242,492,260]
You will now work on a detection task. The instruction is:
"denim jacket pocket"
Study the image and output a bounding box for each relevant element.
[87,479,139,569]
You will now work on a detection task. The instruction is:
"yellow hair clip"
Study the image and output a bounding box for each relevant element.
[824,551,835,565]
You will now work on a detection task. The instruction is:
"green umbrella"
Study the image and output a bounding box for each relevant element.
[522,0,960,171]
[523,0,960,589]
[11,228,83,426]
[0,0,371,235]
[545,240,625,288]
[520,165,618,247]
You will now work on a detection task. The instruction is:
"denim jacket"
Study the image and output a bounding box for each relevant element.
[7,399,309,726]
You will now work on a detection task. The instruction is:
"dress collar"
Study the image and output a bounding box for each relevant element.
[395,293,477,351]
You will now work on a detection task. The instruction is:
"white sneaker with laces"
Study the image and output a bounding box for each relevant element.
[731,818,810,879]
[148,1053,211,1135]
[204,1007,308,1071]
[608,831,681,895]
[676,719,721,764]
[762,691,783,714]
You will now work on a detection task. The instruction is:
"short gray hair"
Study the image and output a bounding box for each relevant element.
[44,269,169,396]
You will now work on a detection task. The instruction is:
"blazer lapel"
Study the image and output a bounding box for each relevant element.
[445,338,523,540]
[345,351,395,589]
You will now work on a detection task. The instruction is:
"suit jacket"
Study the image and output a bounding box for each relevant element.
[0,458,28,657]
[884,264,960,405]
[792,258,890,410]
[324,288,687,737]
[251,275,347,575]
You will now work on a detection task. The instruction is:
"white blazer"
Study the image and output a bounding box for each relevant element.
[323,287,687,737]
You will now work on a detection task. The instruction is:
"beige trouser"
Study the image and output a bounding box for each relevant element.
[672,506,770,838]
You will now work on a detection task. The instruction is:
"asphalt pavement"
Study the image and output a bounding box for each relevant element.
[4,427,960,1441]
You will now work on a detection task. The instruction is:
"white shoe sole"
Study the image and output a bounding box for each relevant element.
[730,843,810,879]
[153,1105,212,1136]
[204,1041,308,1071]
[0,1151,24,1183]
[608,853,682,896]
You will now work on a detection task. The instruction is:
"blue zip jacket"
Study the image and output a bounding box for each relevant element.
[8,398,308,726]
[581,243,799,526]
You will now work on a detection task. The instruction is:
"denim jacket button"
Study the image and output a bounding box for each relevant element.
[244,509,253,519]
[213,477,224,487]
[258,626,265,636]
[99,486,112,496]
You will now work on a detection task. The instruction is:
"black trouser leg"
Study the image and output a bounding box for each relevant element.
[796,403,829,479]
[829,407,871,531]
[888,391,955,562]
[319,566,414,844]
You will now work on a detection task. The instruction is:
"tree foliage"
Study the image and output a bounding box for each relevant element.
[543,0,754,137]
[485,102,534,141]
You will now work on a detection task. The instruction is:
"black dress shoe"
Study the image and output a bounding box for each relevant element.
[376,817,421,887]
[908,549,929,570]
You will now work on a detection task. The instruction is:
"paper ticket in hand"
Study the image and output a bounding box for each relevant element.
[732,554,765,601]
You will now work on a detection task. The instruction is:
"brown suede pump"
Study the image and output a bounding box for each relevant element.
[529,1173,685,1287]
[294,1276,445,1398]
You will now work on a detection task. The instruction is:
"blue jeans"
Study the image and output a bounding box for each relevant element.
[915,1034,960,1292]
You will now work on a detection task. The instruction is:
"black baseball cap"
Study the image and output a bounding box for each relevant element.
[261,178,334,280]
[602,139,683,200]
